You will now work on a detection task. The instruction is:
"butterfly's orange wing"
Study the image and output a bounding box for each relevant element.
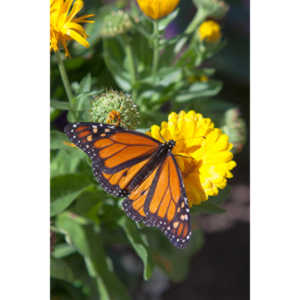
[64,123,160,197]
[123,154,191,248]
[65,122,191,248]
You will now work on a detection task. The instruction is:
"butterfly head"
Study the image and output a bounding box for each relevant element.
[167,140,176,150]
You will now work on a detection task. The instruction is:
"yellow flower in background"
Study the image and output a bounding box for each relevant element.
[199,75,209,82]
[198,20,221,43]
[147,111,236,206]
[136,0,180,20]
[188,74,209,83]
[50,0,94,57]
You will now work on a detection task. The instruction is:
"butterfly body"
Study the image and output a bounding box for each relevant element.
[64,122,191,248]
[124,140,175,193]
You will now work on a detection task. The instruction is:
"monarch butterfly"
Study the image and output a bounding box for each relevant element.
[64,122,191,248]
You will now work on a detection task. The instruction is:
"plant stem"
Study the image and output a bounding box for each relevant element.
[55,51,76,119]
[84,257,111,299]
[152,20,159,79]
[185,9,205,35]
[175,9,206,54]
[95,275,110,299]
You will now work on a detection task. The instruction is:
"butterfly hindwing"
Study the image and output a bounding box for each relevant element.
[124,154,191,248]
[64,122,191,248]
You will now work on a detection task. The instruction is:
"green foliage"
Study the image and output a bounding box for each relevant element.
[56,212,131,300]
[145,227,204,282]
[118,217,154,280]
[51,174,94,216]
[50,0,247,299]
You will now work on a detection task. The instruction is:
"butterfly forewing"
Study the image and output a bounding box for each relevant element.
[64,123,159,194]
[64,122,191,248]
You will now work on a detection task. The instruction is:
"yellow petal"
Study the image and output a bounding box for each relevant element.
[73,14,95,23]
[66,0,83,23]
[148,110,237,206]
[64,0,73,15]
[50,0,94,56]
[66,22,86,35]
[214,133,230,151]
[67,29,89,47]
[137,0,180,20]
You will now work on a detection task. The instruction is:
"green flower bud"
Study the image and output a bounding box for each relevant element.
[100,10,135,38]
[211,0,229,19]
[221,108,247,153]
[89,90,140,129]
[193,0,229,19]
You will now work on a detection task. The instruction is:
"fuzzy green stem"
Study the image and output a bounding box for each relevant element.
[55,51,76,119]
[186,9,206,34]
[95,275,110,299]
[84,257,111,299]
[152,21,160,79]
[175,9,206,54]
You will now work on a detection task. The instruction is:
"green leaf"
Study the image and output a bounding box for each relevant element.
[50,107,62,122]
[56,212,131,300]
[157,8,179,31]
[51,257,75,283]
[70,90,103,121]
[118,216,154,280]
[97,200,124,227]
[50,148,88,177]
[71,186,106,224]
[175,80,223,102]
[51,253,95,299]
[72,93,92,118]
[51,174,93,217]
[80,73,92,93]
[50,130,69,150]
[157,67,182,86]
[52,243,77,259]
[51,100,70,110]
[103,39,131,91]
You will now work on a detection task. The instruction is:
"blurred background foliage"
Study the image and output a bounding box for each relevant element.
[51,0,249,299]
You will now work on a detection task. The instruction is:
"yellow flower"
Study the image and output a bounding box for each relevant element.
[147,111,236,206]
[199,75,209,82]
[188,74,209,83]
[50,0,94,57]
[136,0,180,20]
[198,20,221,43]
